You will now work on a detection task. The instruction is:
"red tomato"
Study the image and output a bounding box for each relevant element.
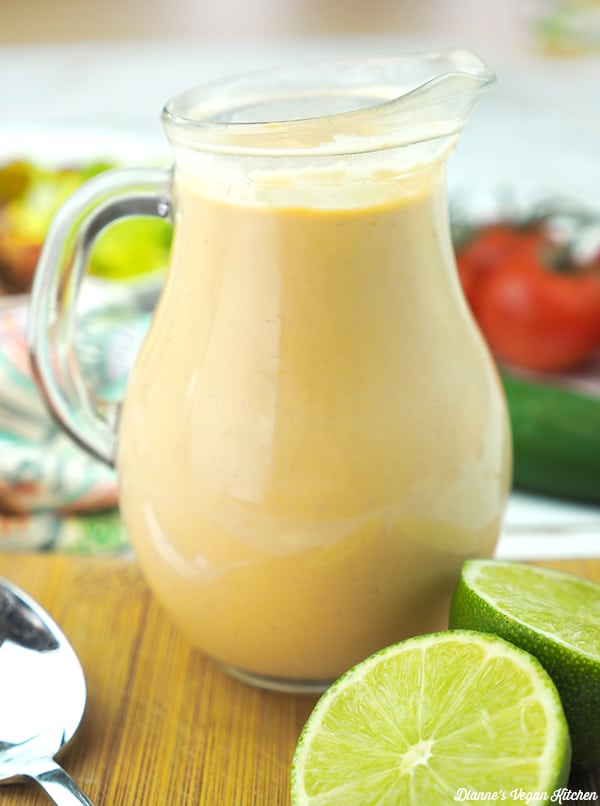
[476,235,600,372]
[456,224,539,317]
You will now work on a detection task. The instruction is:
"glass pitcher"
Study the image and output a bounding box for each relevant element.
[28,48,511,693]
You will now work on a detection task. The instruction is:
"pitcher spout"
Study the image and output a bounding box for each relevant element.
[162,47,495,161]
[367,47,496,151]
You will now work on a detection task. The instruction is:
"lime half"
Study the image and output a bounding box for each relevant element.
[450,559,600,771]
[291,630,570,805]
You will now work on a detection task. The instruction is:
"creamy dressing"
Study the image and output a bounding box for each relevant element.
[117,167,511,683]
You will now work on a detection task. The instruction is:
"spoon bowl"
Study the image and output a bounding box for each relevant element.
[0,577,95,805]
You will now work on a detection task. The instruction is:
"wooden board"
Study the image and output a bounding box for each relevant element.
[0,553,597,804]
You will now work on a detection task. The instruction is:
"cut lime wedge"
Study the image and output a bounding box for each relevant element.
[450,559,600,771]
[291,630,570,805]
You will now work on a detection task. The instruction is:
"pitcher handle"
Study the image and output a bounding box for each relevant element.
[27,166,172,468]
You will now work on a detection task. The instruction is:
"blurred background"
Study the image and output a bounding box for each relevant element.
[1,0,599,58]
[4,0,600,59]
[1,0,535,51]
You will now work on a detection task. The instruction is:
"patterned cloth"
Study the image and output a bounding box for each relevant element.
[0,289,151,552]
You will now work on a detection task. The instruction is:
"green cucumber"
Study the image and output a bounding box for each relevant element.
[502,372,600,504]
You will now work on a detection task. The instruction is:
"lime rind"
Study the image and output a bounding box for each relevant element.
[291,630,570,805]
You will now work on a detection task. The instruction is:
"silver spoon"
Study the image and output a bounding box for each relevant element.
[0,577,95,805]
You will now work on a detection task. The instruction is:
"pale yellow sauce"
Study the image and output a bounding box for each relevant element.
[117,168,511,682]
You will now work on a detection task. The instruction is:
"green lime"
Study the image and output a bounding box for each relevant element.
[291,630,570,805]
[450,559,600,771]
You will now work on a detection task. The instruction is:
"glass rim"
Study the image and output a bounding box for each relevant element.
[160,48,495,157]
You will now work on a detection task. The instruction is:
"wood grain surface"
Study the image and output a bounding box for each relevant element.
[0,552,597,805]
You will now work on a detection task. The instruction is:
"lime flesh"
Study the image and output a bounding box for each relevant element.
[291,630,570,805]
[450,559,600,771]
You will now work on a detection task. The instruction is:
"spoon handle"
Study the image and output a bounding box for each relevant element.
[29,760,96,806]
